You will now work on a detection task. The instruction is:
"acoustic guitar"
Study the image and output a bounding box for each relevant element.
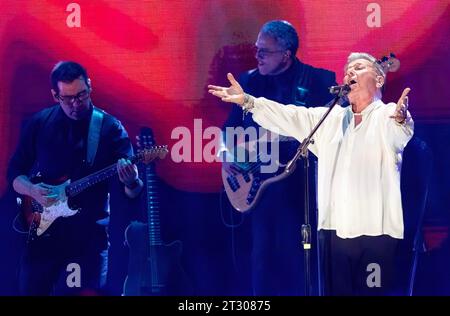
[123,127,192,296]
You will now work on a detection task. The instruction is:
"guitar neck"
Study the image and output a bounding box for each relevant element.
[146,164,162,246]
[66,154,142,198]
[275,135,295,142]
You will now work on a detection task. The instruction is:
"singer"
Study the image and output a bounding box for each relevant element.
[218,20,336,296]
[208,52,413,295]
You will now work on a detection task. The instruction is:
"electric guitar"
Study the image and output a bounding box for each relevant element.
[123,127,192,296]
[222,134,300,212]
[16,145,168,240]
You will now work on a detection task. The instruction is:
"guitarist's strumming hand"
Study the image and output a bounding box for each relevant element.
[208,73,245,106]
[29,182,58,207]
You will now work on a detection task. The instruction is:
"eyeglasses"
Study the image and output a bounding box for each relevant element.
[254,46,285,58]
[56,89,90,105]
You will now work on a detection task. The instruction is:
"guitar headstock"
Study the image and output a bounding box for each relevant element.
[136,127,169,164]
[140,145,169,164]
[376,52,400,74]
[137,127,155,150]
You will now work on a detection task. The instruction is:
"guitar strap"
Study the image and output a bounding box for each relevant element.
[86,106,104,167]
[293,61,312,107]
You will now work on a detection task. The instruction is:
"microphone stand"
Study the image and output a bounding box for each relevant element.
[283,87,348,296]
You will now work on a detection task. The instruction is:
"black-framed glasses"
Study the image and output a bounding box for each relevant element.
[254,46,285,58]
[56,89,90,105]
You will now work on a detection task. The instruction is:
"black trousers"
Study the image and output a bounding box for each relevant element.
[250,164,319,296]
[320,230,399,296]
[18,223,108,296]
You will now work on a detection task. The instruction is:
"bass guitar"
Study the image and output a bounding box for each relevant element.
[222,134,299,212]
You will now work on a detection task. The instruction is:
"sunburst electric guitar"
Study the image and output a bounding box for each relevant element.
[16,145,168,240]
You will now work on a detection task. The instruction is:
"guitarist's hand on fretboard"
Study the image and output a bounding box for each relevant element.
[117,158,140,186]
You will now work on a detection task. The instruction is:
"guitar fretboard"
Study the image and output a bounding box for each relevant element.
[65,153,143,197]
[146,164,162,246]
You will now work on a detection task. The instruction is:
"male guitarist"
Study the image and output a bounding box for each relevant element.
[7,61,143,295]
[221,20,336,295]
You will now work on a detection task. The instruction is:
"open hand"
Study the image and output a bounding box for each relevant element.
[390,87,410,123]
[208,73,245,105]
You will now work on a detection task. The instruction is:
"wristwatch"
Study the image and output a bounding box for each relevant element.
[126,178,140,190]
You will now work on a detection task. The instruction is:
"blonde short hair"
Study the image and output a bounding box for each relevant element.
[344,52,385,78]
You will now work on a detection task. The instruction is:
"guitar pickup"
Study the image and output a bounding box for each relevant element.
[226,176,240,192]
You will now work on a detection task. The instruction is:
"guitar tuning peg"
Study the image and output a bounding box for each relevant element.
[377,52,400,73]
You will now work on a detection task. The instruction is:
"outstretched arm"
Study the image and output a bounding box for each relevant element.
[209,73,328,155]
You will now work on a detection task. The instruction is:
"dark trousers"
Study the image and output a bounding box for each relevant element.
[320,230,398,296]
[18,224,108,296]
[250,167,319,296]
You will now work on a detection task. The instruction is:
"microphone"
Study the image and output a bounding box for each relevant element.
[329,80,356,95]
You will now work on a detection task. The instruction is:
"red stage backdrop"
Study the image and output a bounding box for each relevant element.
[0,0,449,193]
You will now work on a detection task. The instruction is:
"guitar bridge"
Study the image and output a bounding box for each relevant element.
[246,177,261,205]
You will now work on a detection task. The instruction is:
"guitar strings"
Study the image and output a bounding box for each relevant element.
[227,137,294,176]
